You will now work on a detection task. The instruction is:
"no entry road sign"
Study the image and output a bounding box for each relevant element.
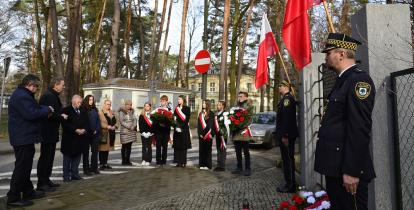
[194,50,211,74]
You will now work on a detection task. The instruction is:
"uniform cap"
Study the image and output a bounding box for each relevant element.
[322,33,362,53]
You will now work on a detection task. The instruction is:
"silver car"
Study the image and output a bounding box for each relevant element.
[249,111,277,148]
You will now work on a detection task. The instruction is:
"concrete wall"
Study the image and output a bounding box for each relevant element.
[351,4,413,209]
[299,53,325,190]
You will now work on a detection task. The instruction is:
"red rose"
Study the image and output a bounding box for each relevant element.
[240,116,245,122]
[279,201,290,208]
[230,116,235,121]
[293,197,304,205]
[288,206,297,210]
[234,120,240,125]
[236,112,242,117]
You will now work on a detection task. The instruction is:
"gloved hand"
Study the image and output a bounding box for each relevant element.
[176,128,182,133]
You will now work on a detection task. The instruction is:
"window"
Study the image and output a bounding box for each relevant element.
[198,83,202,92]
[247,83,252,93]
[189,98,196,112]
[191,84,195,91]
[211,99,215,105]
[210,83,216,92]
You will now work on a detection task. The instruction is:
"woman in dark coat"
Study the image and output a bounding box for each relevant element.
[139,102,154,166]
[81,95,101,175]
[173,95,191,167]
[198,99,215,170]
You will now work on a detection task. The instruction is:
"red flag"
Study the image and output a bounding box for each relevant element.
[256,13,279,89]
[282,0,323,70]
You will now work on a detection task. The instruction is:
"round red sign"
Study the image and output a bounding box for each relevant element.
[194,50,211,74]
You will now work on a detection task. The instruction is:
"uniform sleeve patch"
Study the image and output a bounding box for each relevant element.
[283,99,290,107]
[355,82,371,100]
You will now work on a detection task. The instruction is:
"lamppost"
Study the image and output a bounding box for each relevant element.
[0,57,11,124]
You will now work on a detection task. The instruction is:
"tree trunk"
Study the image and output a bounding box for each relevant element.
[108,0,121,79]
[123,0,132,78]
[236,0,254,104]
[134,0,146,79]
[153,0,168,80]
[30,18,37,74]
[178,0,189,88]
[229,0,240,106]
[149,0,159,81]
[159,0,173,81]
[219,0,230,101]
[90,0,107,82]
[43,5,52,90]
[340,0,350,35]
[34,0,49,91]
[272,0,284,111]
[73,0,82,95]
[49,0,65,79]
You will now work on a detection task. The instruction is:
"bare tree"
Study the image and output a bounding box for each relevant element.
[159,0,174,80]
[149,0,159,80]
[153,0,168,79]
[219,0,230,101]
[49,0,65,78]
[178,0,189,88]
[186,6,202,87]
[124,0,132,78]
[108,0,121,79]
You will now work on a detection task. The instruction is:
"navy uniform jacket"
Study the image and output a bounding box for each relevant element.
[275,92,298,140]
[314,65,376,181]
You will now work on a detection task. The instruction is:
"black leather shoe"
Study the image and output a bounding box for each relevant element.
[63,178,71,182]
[213,167,225,172]
[37,184,55,192]
[276,186,296,193]
[7,200,34,207]
[48,181,60,188]
[23,190,45,200]
[231,168,242,174]
[83,171,93,176]
[104,164,112,169]
[92,169,100,174]
[243,169,252,176]
[71,175,83,180]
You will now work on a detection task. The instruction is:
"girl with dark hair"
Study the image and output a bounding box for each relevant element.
[197,99,215,170]
[172,95,191,167]
[81,95,101,175]
[139,102,154,165]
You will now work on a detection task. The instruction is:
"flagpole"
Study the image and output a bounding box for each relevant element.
[322,0,336,33]
[276,49,296,96]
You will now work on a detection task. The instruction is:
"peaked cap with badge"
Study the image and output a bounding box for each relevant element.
[322,33,362,53]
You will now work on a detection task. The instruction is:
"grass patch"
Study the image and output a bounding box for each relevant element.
[0,114,8,139]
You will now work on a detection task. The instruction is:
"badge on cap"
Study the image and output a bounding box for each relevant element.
[283,99,290,107]
[355,82,371,100]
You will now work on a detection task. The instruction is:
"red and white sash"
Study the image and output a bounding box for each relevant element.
[214,115,220,133]
[199,112,211,141]
[143,112,152,127]
[175,106,186,122]
[241,126,252,137]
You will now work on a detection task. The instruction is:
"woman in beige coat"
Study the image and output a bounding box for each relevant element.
[118,100,137,165]
[99,99,118,170]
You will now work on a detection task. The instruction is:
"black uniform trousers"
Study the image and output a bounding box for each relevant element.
[234,141,250,170]
[82,136,100,172]
[37,142,57,186]
[7,144,36,202]
[325,176,368,210]
[156,132,169,164]
[141,136,152,162]
[199,139,212,168]
[215,137,227,169]
[279,137,296,187]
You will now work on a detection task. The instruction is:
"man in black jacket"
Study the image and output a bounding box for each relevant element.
[154,95,172,166]
[36,77,66,192]
[7,74,53,207]
[275,80,298,193]
[314,33,376,210]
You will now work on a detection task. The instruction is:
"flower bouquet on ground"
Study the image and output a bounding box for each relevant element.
[228,107,253,137]
[276,187,330,210]
[150,107,173,127]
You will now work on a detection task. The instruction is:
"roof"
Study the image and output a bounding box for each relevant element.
[83,78,191,92]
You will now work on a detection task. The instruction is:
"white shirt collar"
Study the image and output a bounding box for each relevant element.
[338,64,356,78]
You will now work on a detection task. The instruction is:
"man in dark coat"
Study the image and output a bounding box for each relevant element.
[36,77,66,192]
[275,80,298,193]
[314,33,376,210]
[7,74,53,207]
[61,95,90,182]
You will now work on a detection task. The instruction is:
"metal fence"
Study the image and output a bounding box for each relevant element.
[390,68,414,210]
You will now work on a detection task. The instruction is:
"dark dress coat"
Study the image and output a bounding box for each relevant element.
[139,113,154,134]
[197,111,215,142]
[39,88,63,143]
[61,106,90,156]
[314,65,376,181]
[173,106,191,150]
[8,87,50,146]
[275,92,298,140]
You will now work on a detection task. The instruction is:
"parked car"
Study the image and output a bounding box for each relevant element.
[249,111,276,148]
